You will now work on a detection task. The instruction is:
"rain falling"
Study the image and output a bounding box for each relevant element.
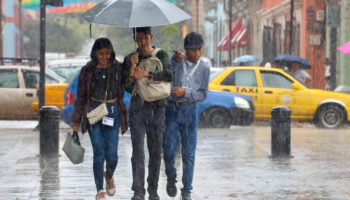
[1,0,350,199]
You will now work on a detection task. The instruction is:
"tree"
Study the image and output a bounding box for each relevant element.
[23,13,87,58]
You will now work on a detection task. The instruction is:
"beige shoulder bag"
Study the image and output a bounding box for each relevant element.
[133,48,171,102]
[86,69,109,125]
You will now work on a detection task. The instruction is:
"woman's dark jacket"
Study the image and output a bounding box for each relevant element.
[71,60,128,133]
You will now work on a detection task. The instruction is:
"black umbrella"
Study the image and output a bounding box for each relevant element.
[274,55,311,69]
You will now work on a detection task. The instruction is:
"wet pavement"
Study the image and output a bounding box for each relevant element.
[1,122,350,199]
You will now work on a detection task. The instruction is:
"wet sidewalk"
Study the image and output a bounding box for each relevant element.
[1,124,350,199]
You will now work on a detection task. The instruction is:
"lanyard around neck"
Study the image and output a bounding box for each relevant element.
[183,59,200,82]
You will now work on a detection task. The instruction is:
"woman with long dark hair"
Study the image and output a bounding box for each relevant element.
[71,38,127,200]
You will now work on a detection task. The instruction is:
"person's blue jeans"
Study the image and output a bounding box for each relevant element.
[87,100,120,191]
[163,103,198,192]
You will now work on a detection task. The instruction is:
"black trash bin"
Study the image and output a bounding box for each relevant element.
[40,106,60,156]
[271,106,291,157]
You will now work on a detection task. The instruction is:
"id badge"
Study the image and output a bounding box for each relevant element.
[102,117,114,127]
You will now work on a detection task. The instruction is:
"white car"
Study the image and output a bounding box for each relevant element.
[0,65,64,119]
[47,58,90,82]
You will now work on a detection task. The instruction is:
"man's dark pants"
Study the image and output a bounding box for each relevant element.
[129,98,165,197]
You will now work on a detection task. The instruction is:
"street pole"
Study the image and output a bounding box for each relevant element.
[39,0,46,108]
[196,0,199,32]
[229,0,232,65]
[330,27,337,90]
[0,0,2,57]
[289,0,294,55]
[18,0,23,57]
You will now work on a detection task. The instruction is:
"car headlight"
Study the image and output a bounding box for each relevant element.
[234,96,251,109]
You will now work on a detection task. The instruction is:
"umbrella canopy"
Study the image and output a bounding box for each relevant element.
[337,41,350,55]
[233,55,259,64]
[82,0,191,27]
[274,55,311,69]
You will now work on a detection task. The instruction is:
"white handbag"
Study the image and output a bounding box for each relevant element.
[86,103,108,125]
[133,48,171,102]
[86,69,110,125]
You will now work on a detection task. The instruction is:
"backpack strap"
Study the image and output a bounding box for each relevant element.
[151,48,161,58]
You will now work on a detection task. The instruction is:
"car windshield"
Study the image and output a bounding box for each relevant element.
[46,68,66,83]
[50,67,82,82]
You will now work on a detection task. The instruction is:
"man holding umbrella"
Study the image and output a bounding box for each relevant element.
[274,55,312,86]
[291,62,312,86]
[123,27,173,200]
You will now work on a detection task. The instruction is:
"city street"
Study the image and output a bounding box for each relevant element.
[1,0,350,199]
[1,121,350,199]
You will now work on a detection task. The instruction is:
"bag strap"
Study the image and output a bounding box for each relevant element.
[104,67,110,101]
[151,48,161,58]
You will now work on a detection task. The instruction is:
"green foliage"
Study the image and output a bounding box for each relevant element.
[161,24,180,39]
[102,25,136,57]
[23,13,185,59]
[23,20,40,58]
[23,13,89,58]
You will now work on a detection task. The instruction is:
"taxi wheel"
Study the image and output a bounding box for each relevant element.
[316,104,345,129]
[206,108,231,128]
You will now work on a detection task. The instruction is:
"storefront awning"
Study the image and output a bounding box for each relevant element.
[231,26,247,48]
[217,18,247,51]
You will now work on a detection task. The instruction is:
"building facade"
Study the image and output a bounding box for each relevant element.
[253,0,326,89]
[188,0,204,34]
[3,0,25,58]
[203,0,226,67]
[325,0,350,89]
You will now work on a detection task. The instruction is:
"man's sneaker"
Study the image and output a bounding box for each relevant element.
[148,193,160,200]
[180,191,191,200]
[166,179,177,197]
[96,191,106,200]
[131,193,145,200]
[104,172,116,196]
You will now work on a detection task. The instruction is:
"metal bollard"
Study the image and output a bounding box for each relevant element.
[40,106,60,156]
[271,106,291,157]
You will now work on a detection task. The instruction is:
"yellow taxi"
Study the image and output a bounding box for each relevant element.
[31,58,89,113]
[31,83,67,113]
[209,66,350,128]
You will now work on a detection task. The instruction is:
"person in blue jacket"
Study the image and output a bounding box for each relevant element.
[163,32,210,200]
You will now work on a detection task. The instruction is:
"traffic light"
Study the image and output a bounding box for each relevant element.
[46,0,63,7]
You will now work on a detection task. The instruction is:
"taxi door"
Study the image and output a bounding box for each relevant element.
[19,69,38,119]
[209,68,264,116]
[0,68,26,119]
[259,70,311,120]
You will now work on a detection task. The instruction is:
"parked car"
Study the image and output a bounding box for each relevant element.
[31,58,90,113]
[32,58,127,113]
[0,65,65,119]
[47,58,90,82]
[31,83,68,113]
[209,66,350,128]
[61,72,255,128]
